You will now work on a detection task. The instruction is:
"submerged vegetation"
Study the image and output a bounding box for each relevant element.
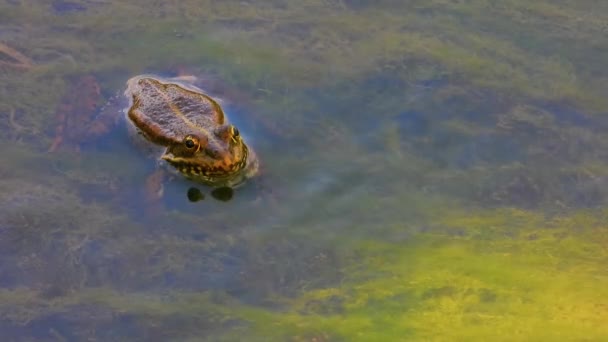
[1,0,607,340]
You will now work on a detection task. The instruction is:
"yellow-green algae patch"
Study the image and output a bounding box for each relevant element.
[3,205,607,340]
[226,208,608,341]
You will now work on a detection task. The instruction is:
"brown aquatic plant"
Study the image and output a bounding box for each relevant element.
[0,42,34,70]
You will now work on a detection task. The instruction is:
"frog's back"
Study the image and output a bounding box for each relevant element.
[125,76,226,147]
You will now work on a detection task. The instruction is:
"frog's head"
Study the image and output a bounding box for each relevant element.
[161,124,249,184]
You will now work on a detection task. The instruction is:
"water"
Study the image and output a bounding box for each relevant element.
[1,1,608,340]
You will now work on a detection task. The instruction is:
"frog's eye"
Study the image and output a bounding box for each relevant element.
[230,126,241,143]
[184,135,198,149]
[215,125,238,142]
[231,126,240,138]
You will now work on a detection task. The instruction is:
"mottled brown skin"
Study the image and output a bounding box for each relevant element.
[125,76,257,187]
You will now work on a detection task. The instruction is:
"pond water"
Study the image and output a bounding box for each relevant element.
[1,1,608,340]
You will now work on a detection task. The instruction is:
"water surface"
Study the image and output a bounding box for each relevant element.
[1,1,608,340]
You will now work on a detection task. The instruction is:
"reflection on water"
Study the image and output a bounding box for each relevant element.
[1,0,608,340]
[186,186,234,202]
[186,187,205,202]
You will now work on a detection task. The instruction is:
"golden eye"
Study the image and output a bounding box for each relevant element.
[184,135,198,149]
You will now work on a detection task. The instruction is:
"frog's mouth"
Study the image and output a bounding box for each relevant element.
[161,149,248,183]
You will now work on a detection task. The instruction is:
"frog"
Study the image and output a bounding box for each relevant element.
[49,73,259,202]
[125,75,258,188]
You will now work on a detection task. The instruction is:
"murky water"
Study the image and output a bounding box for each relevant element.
[1,1,608,340]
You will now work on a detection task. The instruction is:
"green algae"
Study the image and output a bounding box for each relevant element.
[3,200,605,340]
[1,0,607,145]
[220,209,608,341]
